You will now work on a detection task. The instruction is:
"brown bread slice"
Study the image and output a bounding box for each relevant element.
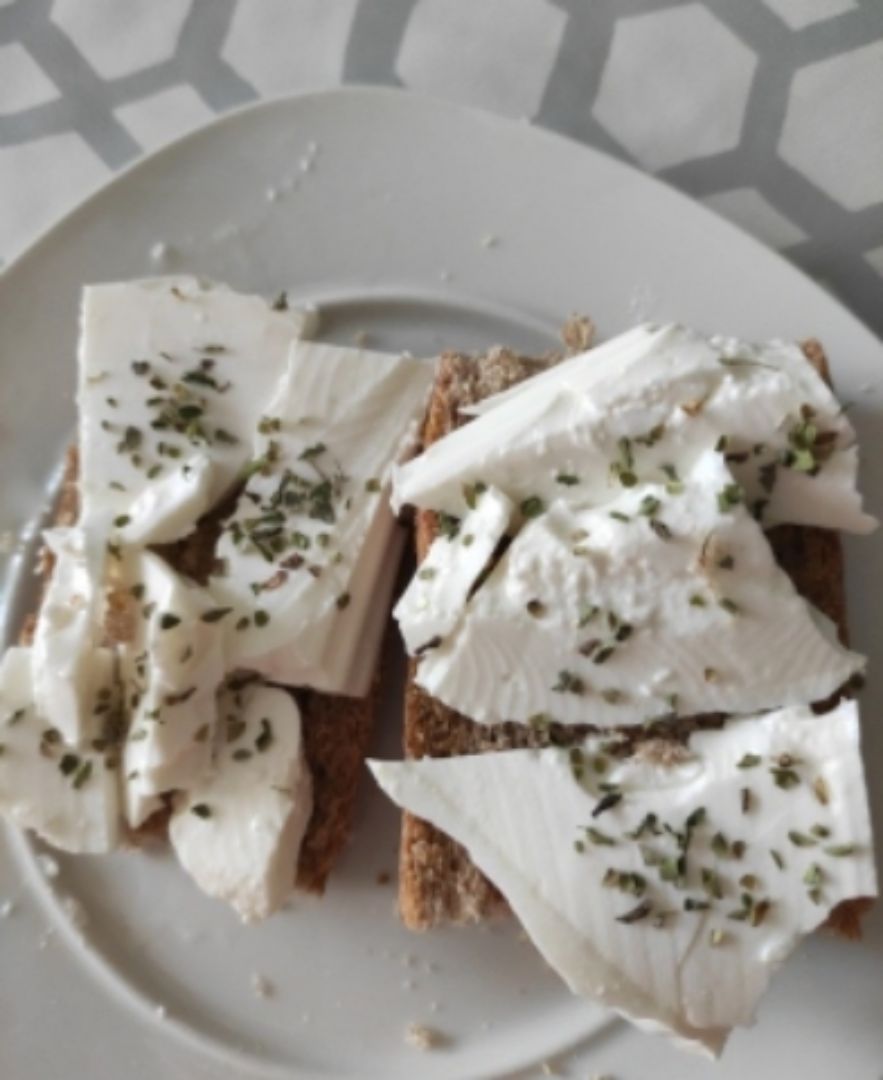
[401,341,867,934]
[23,445,377,894]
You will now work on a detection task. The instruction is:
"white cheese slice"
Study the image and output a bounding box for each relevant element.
[118,451,214,547]
[31,526,115,747]
[78,275,315,544]
[414,452,864,727]
[120,552,225,828]
[0,647,121,853]
[394,485,513,655]
[249,511,405,697]
[168,680,311,922]
[370,698,876,1055]
[43,276,313,752]
[393,323,876,534]
[209,341,433,693]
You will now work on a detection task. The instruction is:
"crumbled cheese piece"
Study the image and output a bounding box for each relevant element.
[37,854,60,879]
[60,895,88,931]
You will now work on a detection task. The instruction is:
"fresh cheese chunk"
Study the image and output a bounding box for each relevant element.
[414,452,863,727]
[169,680,311,922]
[120,552,225,828]
[0,648,121,853]
[208,341,433,694]
[250,512,405,697]
[31,527,114,747]
[78,275,315,544]
[393,323,876,534]
[119,451,214,546]
[395,485,513,654]
[370,699,876,1055]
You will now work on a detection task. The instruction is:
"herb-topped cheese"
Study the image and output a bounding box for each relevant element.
[119,551,226,829]
[393,323,876,534]
[411,451,864,726]
[370,698,877,1055]
[0,276,436,919]
[78,275,315,545]
[32,276,315,758]
[0,647,121,853]
[208,341,433,695]
[394,484,513,655]
[31,526,115,747]
[168,678,311,922]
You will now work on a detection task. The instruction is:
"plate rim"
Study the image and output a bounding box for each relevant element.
[2,84,881,356]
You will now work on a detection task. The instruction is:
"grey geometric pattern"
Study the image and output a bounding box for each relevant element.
[1,0,882,336]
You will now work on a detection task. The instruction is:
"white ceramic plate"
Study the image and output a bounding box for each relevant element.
[1,88,881,1080]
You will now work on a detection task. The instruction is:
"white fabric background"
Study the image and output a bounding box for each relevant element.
[0,0,881,334]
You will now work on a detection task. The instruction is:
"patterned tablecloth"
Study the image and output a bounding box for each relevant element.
[1,0,882,335]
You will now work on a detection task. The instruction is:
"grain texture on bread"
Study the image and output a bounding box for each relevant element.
[27,445,376,894]
[400,340,856,930]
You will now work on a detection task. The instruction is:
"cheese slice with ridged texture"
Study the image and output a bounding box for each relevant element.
[209,341,433,695]
[370,699,876,1055]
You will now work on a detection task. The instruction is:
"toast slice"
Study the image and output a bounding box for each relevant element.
[400,340,866,932]
[23,445,376,894]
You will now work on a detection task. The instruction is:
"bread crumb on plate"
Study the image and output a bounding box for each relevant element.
[404,1022,445,1050]
[251,973,274,999]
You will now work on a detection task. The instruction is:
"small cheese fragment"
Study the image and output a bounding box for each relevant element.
[78,275,314,544]
[414,452,864,727]
[370,699,876,1055]
[118,452,214,547]
[249,514,405,697]
[169,680,311,922]
[0,648,121,853]
[393,323,876,534]
[209,341,433,694]
[394,485,513,654]
[120,552,225,828]
[31,527,114,747]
